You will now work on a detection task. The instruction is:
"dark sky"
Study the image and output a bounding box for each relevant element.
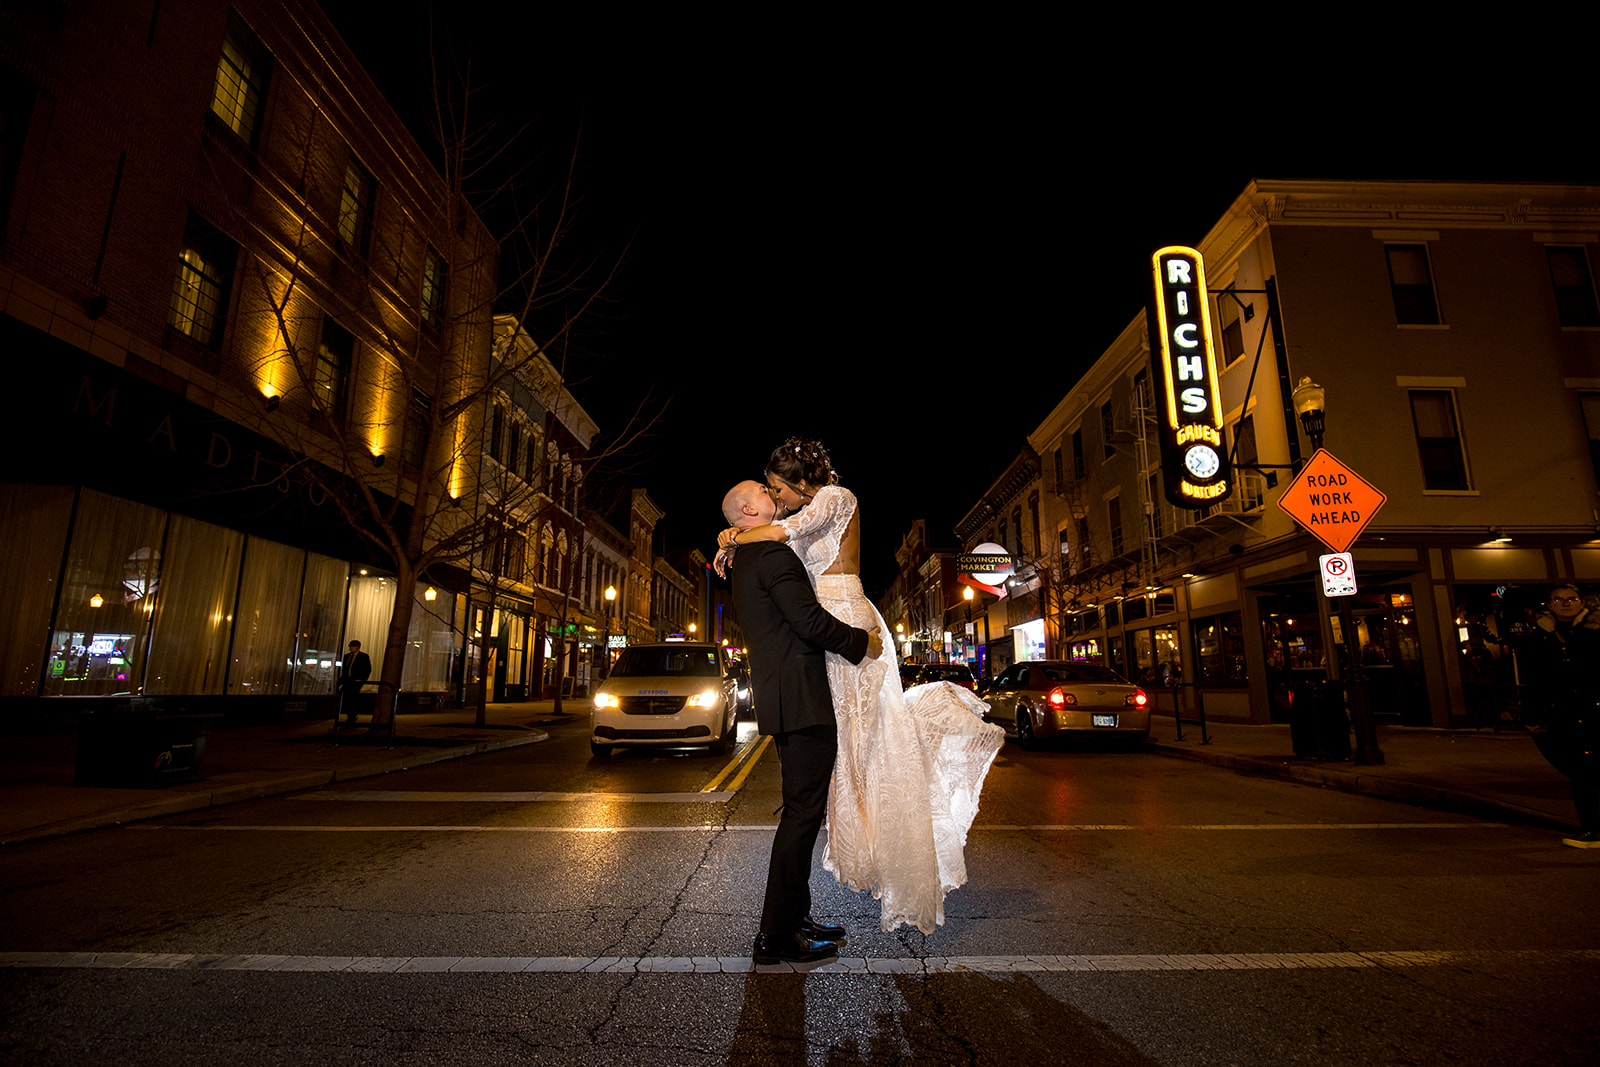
[318,5,1597,598]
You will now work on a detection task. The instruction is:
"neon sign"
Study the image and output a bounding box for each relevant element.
[1150,246,1232,509]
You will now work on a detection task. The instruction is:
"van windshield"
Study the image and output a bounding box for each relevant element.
[611,647,722,678]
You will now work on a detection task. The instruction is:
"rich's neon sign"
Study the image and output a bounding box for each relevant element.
[1150,246,1232,509]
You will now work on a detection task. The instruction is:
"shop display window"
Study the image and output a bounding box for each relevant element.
[144,514,243,695]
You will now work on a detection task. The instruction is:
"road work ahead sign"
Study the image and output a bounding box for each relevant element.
[1277,449,1386,554]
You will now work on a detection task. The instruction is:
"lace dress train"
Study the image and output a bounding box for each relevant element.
[815,573,1005,934]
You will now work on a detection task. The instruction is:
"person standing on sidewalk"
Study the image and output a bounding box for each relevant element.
[337,640,372,725]
[1512,584,1600,848]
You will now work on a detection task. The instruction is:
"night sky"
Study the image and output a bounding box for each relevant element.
[318,5,1597,599]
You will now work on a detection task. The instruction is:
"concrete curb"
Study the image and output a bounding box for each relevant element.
[1147,740,1571,833]
[0,730,549,847]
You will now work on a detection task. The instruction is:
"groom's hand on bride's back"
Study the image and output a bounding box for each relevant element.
[866,627,884,659]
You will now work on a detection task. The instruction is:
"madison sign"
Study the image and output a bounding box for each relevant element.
[1149,245,1232,509]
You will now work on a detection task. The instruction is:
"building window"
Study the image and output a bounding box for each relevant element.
[315,319,353,417]
[404,389,430,468]
[1052,448,1064,493]
[168,215,237,348]
[1231,413,1258,468]
[508,422,522,477]
[210,11,269,144]
[1579,393,1600,487]
[489,404,505,463]
[1107,495,1123,556]
[337,156,375,257]
[525,430,542,486]
[1409,389,1469,490]
[1385,243,1441,325]
[1218,295,1246,366]
[1072,429,1085,480]
[1547,246,1600,327]
[421,248,446,332]
[1101,402,1115,458]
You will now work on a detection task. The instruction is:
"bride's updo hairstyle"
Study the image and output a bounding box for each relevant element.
[766,436,839,489]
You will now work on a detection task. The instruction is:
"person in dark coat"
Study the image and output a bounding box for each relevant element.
[1513,584,1600,847]
[722,479,881,964]
[337,640,372,724]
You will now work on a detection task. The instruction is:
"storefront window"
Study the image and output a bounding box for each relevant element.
[0,484,74,698]
[45,490,168,696]
[344,571,396,680]
[1068,638,1100,662]
[293,552,348,695]
[231,536,303,694]
[1012,618,1045,662]
[144,514,243,695]
[1194,611,1246,685]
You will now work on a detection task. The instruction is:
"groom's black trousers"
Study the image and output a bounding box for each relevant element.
[759,722,838,937]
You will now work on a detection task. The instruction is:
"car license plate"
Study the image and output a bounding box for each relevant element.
[1092,714,1117,727]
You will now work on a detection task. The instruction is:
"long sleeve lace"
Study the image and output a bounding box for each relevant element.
[775,485,855,581]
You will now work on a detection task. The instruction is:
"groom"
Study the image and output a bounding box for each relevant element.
[722,479,881,965]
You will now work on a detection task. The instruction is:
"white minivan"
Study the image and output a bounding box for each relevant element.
[590,643,739,757]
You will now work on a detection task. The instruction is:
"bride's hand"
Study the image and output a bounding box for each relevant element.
[717,526,739,550]
[713,546,735,578]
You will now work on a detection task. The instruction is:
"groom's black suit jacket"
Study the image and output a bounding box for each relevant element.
[731,542,869,734]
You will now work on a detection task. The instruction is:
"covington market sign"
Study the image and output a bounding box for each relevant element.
[1149,245,1233,509]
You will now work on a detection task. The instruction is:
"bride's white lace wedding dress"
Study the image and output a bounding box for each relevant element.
[775,485,1005,934]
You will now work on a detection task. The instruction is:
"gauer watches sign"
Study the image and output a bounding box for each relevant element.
[1148,245,1232,509]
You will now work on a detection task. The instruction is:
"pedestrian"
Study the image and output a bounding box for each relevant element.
[1512,585,1600,848]
[337,640,371,724]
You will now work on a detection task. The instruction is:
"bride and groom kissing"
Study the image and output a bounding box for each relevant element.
[718,438,1004,966]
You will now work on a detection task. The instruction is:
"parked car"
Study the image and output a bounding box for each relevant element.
[909,663,978,692]
[980,661,1150,747]
[590,643,739,757]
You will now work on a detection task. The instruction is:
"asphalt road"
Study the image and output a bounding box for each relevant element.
[2,715,1597,1065]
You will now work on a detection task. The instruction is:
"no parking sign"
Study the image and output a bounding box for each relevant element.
[1319,552,1357,597]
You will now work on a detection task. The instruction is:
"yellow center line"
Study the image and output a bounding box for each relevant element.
[700,734,771,793]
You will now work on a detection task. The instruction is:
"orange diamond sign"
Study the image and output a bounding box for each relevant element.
[1277,449,1387,554]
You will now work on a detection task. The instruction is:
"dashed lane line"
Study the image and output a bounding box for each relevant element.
[1,949,1593,975]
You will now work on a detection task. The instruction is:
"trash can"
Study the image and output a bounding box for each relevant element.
[75,707,210,787]
[1288,677,1352,760]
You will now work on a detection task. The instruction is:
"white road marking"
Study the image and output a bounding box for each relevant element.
[1,949,1593,975]
[290,791,734,803]
[130,821,1501,833]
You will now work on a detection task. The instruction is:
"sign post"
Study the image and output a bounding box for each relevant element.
[1277,449,1388,764]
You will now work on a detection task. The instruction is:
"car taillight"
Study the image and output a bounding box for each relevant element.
[1127,689,1149,708]
[1048,687,1076,709]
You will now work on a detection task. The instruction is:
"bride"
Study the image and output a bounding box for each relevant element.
[718,437,1004,934]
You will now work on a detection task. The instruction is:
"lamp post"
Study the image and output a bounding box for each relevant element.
[602,585,616,680]
[1292,378,1383,765]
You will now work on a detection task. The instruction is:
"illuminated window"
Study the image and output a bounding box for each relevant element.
[1547,246,1600,327]
[338,156,375,257]
[315,319,353,417]
[1385,244,1441,325]
[168,214,236,348]
[210,11,269,144]
[421,248,446,332]
[1409,389,1469,490]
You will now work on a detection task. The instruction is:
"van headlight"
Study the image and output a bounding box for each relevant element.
[594,693,620,709]
[686,690,720,708]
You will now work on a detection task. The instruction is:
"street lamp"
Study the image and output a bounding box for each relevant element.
[1292,376,1326,452]
[602,585,616,679]
[1291,377,1383,765]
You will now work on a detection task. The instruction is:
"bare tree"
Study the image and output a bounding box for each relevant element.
[195,49,660,726]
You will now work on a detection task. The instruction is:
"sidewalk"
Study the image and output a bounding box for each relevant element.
[0,701,572,846]
[1145,714,1577,833]
[0,704,1581,846]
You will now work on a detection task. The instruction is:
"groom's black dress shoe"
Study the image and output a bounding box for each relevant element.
[752,932,839,966]
[801,917,846,943]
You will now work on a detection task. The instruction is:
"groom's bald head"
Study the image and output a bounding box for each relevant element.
[723,480,776,528]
